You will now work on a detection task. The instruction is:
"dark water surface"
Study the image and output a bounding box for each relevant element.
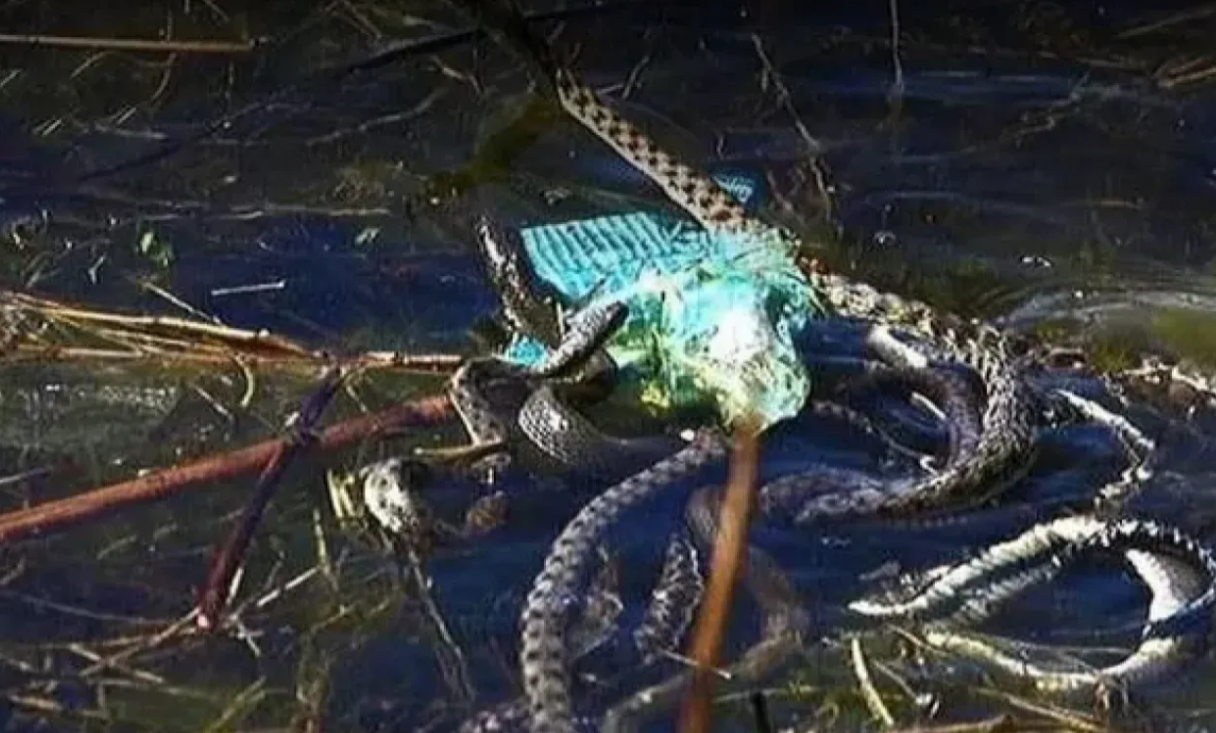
[4,1,1216,731]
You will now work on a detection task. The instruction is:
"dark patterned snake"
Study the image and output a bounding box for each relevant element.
[473,214,690,480]
[435,293,630,483]
[442,213,685,486]
[597,485,810,733]
[474,171,983,483]
[850,388,1215,695]
[475,215,563,344]
[454,0,1039,518]
[852,515,1216,696]
[420,3,1216,731]
[518,430,727,733]
[458,531,705,733]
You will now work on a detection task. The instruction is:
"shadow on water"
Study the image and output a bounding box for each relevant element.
[5,0,1216,730]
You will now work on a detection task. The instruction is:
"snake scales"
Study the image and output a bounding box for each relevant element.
[366,3,1216,731]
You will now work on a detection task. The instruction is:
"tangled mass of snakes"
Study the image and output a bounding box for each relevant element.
[351,3,1216,732]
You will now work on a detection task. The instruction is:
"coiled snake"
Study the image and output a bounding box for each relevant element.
[374,3,1216,731]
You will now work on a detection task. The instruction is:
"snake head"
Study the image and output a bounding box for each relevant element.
[563,298,629,350]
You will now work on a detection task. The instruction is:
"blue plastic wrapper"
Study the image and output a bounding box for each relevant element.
[505,172,822,429]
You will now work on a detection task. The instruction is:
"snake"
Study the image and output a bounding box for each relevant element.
[518,430,728,733]
[515,383,685,482]
[475,215,564,344]
[423,4,1216,730]
[845,387,1211,698]
[851,514,1216,697]
[472,171,984,483]
[448,0,1037,518]
[454,214,686,483]
[459,530,706,733]
[596,484,810,733]
[436,291,630,484]
[441,5,1029,729]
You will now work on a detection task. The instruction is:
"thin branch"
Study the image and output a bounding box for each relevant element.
[0,394,453,544]
[196,367,347,630]
[679,418,762,733]
[0,33,256,54]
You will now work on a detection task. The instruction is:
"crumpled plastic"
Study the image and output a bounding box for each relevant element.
[502,173,822,429]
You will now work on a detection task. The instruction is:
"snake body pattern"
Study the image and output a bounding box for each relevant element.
[853,515,1216,695]
[451,19,1046,730]
[474,192,981,483]
[464,202,1003,732]
[518,430,727,733]
[408,3,1216,731]
[546,64,1038,519]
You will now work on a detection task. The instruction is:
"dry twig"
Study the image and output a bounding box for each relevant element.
[0,393,454,544]
[679,419,762,733]
[0,33,255,54]
[197,367,347,629]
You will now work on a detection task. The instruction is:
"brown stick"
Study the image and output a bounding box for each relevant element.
[0,33,256,54]
[0,393,453,545]
[4,346,463,374]
[679,420,762,733]
[196,439,295,630]
[197,367,347,630]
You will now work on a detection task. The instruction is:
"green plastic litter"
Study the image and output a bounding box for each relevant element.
[519,172,759,301]
[505,172,822,429]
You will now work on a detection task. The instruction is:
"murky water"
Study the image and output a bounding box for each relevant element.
[3,1,1216,731]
